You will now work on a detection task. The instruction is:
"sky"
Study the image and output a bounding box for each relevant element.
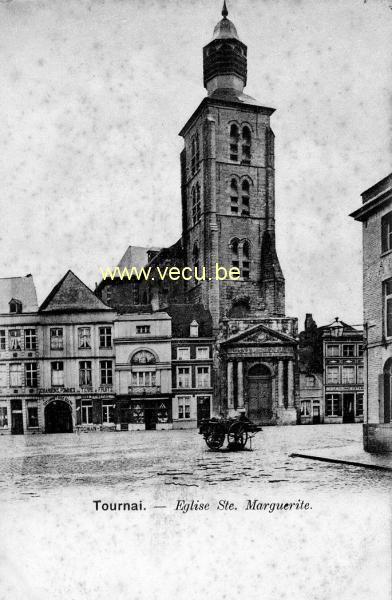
[0,0,391,328]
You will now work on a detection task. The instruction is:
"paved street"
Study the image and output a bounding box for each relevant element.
[1,423,391,501]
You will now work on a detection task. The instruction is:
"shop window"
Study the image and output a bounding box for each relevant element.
[25,329,37,350]
[50,328,63,350]
[177,347,190,361]
[301,401,311,416]
[381,211,392,253]
[196,366,210,388]
[81,401,93,424]
[326,366,339,384]
[136,325,150,334]
[79,361,92,387]
[177,367,191,388]
[0,330,5,351]
[230,178,239,214]
[51,361,64,386]
[178,396,191,419]
[196,347,209,360]
[342,344,355,357]
[25,363,38,388]
[102,403,115,424]
[356,393,364,416]
[9,330,22,351]
[27,405,38,428]
[229,124,239,161]
[78,327,91,349]
[342,366,355,384]
[9,363,23,387]
[100,360,113,385]
[0,406,8,428]
[99,327,112,348]
[157,403,168,423]
[326,344,339,357]
[325,394,342,416]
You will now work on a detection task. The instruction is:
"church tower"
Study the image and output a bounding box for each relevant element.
[179,1,285,330]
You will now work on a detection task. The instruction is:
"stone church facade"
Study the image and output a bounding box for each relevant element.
[96,4,299,426]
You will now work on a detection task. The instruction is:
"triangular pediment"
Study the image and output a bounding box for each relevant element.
[40,270,111,313]
[221,322,297,347]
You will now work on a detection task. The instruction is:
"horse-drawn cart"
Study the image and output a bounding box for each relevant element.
[199,416,261,451]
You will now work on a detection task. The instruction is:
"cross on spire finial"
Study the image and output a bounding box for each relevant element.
[222,0,228,18]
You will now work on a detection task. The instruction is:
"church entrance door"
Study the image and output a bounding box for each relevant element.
[247,364,272,424]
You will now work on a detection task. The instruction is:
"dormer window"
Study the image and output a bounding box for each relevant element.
[9,299,22,314]
[190,320,199,337]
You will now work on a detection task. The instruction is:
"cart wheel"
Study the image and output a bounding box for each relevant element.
[227,423,249,450]
[204,427,226,450]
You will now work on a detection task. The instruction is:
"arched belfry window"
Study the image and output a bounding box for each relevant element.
[230,239,251,279]
[241,180,250,216]
[193,242,199,273]
[192,183,201,224]
[229,124,239,161]
[230,178,238,214]
[242,126,251,164]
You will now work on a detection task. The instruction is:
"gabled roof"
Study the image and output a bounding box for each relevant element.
[164,303,213,337]
[221,322,297,347]
[40,270,111,313]
[0,275,38,314]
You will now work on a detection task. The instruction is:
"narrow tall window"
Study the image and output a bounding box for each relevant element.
[0,330,6,351]
[78,327,91,349]
[25,363,38,388]
[193,243,199,274]
[51,361,64,386]
[9,330,22,351]
[231,239,239,269]
[241,180,250,216]
[230,178,238,213]
[381,211,392,253]
[25,329,37,350]
[10,363,23,387]
[192,184,201,224]
[99,326,112,348]
[242,241,250,279]
[50,328,63,350]
[79,361,92,387]
[384,278,392,337]
[229,124,239,161]
[100,360,113,385]
[242,126,251,163]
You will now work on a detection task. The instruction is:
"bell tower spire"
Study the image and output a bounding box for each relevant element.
[203,3,247,94]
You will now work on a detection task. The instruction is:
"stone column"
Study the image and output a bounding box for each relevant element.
[288,359,294,406]
[227,360,234,410]
[278,360,284,407]
[237,361,244,409]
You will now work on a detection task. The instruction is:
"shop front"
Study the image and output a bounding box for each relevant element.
[115,396,172,431]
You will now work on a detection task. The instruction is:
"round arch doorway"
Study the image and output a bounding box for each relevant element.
[45,400,73,433]
[247,363,273,424]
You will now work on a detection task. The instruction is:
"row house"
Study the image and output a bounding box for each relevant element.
[0,272,213,435]
[298,314,364,424]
